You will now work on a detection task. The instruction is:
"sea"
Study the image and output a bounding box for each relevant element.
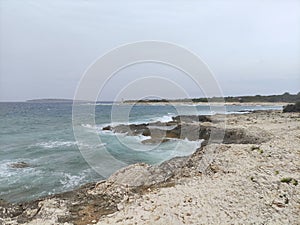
[0,102,282,203]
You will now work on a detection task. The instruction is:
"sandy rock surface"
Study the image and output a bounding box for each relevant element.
[97,111,300,225]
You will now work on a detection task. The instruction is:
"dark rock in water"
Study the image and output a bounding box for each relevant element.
[141,128,151,136]
[172,115,212,123]
[166,124,215,141]
[105,115,214,143]
[102,125,111,130]
[109,119,269,145]
[9,162,30,168]
[148,121,178,126]
[141,138,170,144]
[112,123,150,136]
[166,121,178,126]
[283,102,300,112]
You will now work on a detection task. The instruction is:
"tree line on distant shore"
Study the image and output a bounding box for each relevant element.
[193,92,300,103]
[127,92,300,103]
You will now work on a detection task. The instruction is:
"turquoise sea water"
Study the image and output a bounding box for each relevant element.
[0,102,282,203]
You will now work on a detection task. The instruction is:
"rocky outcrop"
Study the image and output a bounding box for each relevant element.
[283,102,300,112]
[9,162,30,168]
[1,113,275,225]
[104,118,270,145]
[172,115,212,123]
[103,123,150,136]
[0,182,122,225]
[107,156,189,188]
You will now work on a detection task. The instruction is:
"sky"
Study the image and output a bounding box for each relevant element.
[0,0,300,101]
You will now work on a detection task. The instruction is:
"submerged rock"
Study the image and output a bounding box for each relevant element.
[172,115,212,123]
[102,125,111,131]
[141,138,170,144]
[9,162,30,168]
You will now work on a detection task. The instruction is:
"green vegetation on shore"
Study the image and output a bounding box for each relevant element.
[125,92,300,103]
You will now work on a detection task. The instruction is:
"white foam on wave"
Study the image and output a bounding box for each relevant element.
[150,114,175,123]
[80,102,114,106]
[80,123,102,133]
[33,140,106,149]
[126,134,151,142]
[59,173,87,189]
[225,111,249,115]
[161,138,203,158]
[0,161,16,178]
[77,142,106,148]
[147,125,177,130]
[34,141,77,149]
[180,138,203,147]
[96,113,176,129]
[0,160,36,179]
[152,138,203,157]
[81,123,96,129]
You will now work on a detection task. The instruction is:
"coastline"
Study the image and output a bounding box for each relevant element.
[1,110,300,224]
[121,101,288,107]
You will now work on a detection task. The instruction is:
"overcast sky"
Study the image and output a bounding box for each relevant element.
[0,0,299,101]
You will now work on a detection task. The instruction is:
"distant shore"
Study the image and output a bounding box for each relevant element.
[121,101,288,107]
[22,92,300,105]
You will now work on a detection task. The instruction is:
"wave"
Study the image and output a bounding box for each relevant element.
[33,140,106,149]
[150,114,174,123]
[95,113,176,129]
[34,141,77,149]
[81,123,101,132]
[59,172,87,190]
[79,102,114,106]
[225,111,250,115]
[0,159,36,178]
[160,138,203,158]
[122,134,151,142]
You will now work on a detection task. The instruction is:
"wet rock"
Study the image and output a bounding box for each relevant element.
[141,138,170,144]
[172,115,212,123]
[102,125,111,131]
[9,161,30,168]
[165,124,217,142]
[148,121,175,126]
[107,118,269,145]
[112,123,150,136]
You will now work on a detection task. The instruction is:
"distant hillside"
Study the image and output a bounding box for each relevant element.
[26,99,74,103]
[26,99,115,104]
[193,92,300,103]
[125,92,300,103]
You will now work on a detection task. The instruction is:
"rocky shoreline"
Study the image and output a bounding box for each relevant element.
[1,110,300,225]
